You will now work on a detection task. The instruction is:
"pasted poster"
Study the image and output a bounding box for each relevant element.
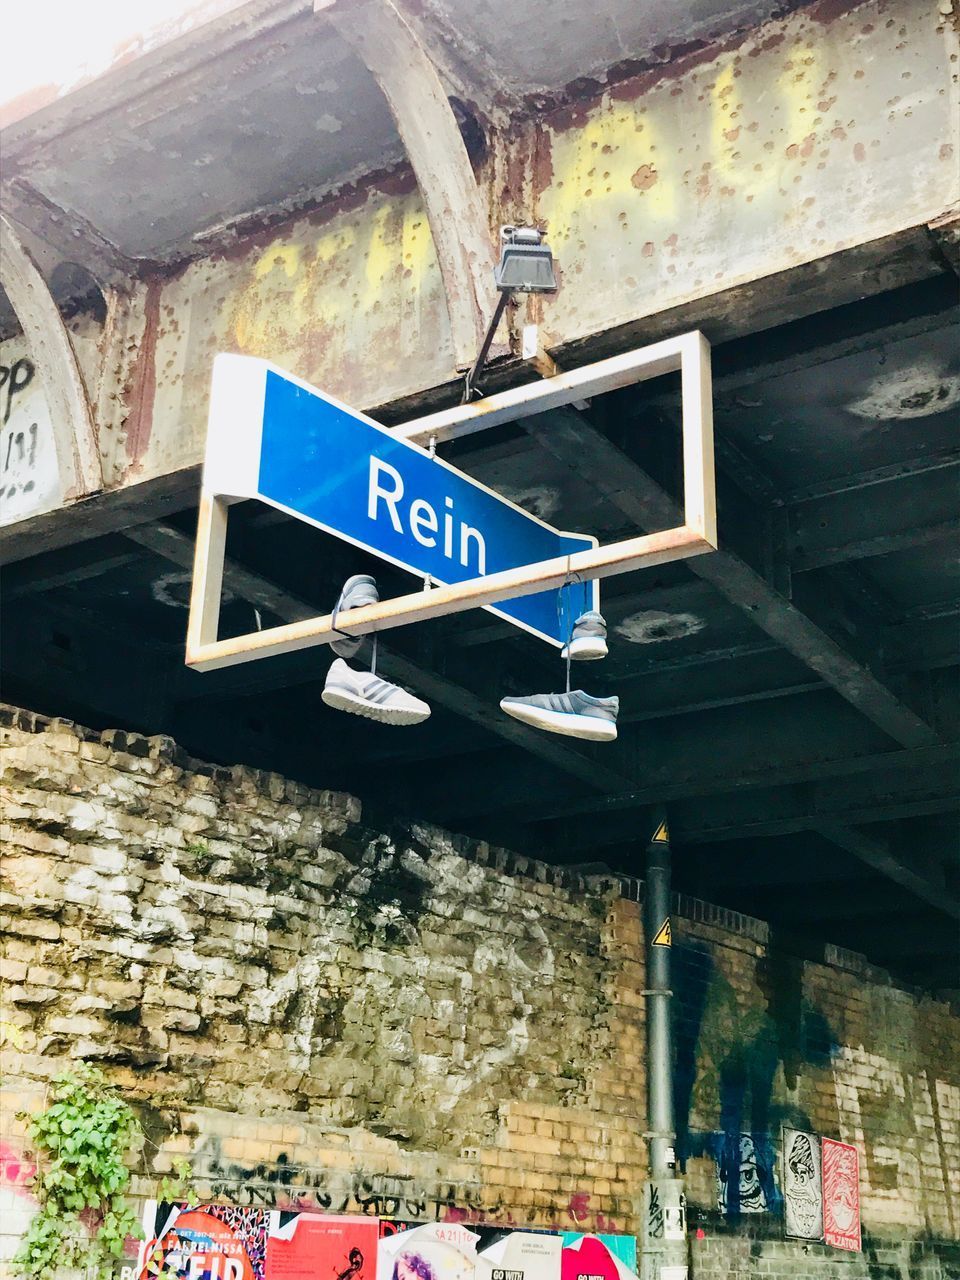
[267,1212,379,1280]
[477,1230,562,1280]
[560,1236,636,1273]
[560,1234,640,1280]
[378,1223,479,1280]
[822,1139,861,1252]
[136,1202,268,1280]
[782,1130,822,1241]
[710,1134,779,1216]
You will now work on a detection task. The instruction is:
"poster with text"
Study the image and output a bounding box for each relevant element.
[822,1138,861,1252]
[560,1235,639,1280]
[267,1212,379,1280]
[136,1201,268,1280]
[377,1222,479,1280]
[782,1129,823,1241]
[477,1230,562,1280]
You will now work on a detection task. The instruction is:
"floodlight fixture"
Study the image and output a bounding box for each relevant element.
[494,225,558,294]
[464,224,558,401]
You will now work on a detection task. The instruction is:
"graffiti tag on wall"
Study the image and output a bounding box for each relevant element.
[0,349,62,526]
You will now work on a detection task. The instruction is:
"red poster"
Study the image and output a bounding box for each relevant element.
[822,1139,861,1252]
[137,1203,268,1280]
[267,1213,379,1280]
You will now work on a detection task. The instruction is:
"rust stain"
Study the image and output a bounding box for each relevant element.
[631,164,658,192]
[807,0,873,23]
[748,31,785,57]
[0,82,62,131]
[641,241,655,257]
[940,144,955,161]
[532,123,555,203]
[123,276,162,467]
[853,142,867,162]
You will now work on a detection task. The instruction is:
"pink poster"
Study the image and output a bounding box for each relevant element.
[267,1212,379,1280]
[822,1138,861,1252]
[560,1236,638,1280]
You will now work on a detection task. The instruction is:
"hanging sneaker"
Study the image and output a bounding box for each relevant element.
[500,690,619,741]
[322,658,431,726]
[560,609,608,661]
[330,574,379,658]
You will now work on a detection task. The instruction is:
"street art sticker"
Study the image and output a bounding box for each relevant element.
[378,1223,479,1280]
[0,349,62,526]
[712,1134,777,1215]
[782,1129,823,1241]
[137,1202,268,1280]
[822,1139,861,1252]
[267,1211,379,1280]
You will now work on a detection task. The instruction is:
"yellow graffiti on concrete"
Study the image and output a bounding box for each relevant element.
[230,191,442,379]
[541,105,675,244]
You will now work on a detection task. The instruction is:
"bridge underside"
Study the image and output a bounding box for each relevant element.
[4,270,958,990]
[1,0,958,991]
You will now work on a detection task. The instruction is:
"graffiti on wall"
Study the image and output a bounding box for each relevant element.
[188,1135,503,1223]
[0,351,62,525]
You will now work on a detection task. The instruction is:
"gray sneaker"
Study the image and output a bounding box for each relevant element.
[322,658,431,726]
[561,609,608,661]
[500,690,618,741]
[330,574,379,658]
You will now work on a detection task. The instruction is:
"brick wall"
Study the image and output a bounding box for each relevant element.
[1,706,958,1278]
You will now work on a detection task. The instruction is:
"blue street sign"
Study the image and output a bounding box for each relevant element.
[205,356,598,647]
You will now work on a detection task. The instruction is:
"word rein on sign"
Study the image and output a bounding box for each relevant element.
[187,335,716,672]
[253,364,598,645]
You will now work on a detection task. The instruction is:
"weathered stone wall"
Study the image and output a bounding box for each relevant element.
[1,705,958,1279]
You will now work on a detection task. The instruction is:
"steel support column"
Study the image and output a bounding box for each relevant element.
[641,812,687,1280]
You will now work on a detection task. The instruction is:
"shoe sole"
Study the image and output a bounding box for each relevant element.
[322,685,430,725]
[561,637,608,661]
[500,700,617,741]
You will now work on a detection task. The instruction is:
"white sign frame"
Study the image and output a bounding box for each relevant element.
[186,330,717,672]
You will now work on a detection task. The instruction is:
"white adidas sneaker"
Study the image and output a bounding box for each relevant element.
[322,658,430,726]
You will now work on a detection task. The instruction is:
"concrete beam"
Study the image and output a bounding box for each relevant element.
[812,821,960,919]
[0,213,102,501]
[1,0,956,551]
[325,0,498,370]
[522,405,939,749]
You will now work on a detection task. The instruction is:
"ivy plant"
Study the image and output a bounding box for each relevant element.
[15,1063,143,1280]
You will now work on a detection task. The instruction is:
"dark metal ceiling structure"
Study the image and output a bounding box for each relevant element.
[2,272,958,992]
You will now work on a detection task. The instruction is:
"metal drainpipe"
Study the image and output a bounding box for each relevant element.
[640,811,688,1280]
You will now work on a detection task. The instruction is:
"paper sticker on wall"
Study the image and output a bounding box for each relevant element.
[711,1134,778,1215]
[782,1129,822,1240]
[478,1230,562,1280]
[822,1138,861,1252]
[267,1212,379,1280]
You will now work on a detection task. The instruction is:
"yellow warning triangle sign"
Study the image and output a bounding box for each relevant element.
[652,918,672,947]
[650,819,670,845]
